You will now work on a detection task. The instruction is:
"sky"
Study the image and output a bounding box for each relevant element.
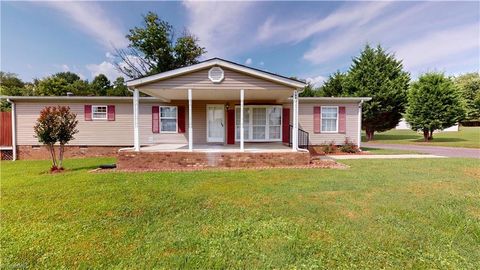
[1,1,479,87]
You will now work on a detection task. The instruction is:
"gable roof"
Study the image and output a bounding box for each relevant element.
[126,58,307,89]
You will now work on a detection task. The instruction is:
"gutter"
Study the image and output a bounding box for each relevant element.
[6,99,17,161]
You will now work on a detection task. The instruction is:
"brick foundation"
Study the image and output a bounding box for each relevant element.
[117,151,311,170]
[17,145,127,160]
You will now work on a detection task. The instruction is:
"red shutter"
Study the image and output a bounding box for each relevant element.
[84,105,92,121]
[152,106,159,133]
[107,105,115,121]
[314,106,321,133]
[339,106,346,133]
[227,109,235,144]
[282,108,290,143]
[177,106,185,133]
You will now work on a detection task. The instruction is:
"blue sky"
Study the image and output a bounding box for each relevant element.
[1,1,479,86]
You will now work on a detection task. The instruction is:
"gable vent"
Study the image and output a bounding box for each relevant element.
[208,67,224,83]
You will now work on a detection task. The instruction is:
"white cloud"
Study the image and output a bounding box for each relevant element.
[86,61,123,81]
[183,1,256,58]
[394,23,479,70]
[306,75,327,87]
[61,64,69,72]
[245,58,253,65]
[259,61,265,66]
[257,2,393,45]
[42,2,128,49]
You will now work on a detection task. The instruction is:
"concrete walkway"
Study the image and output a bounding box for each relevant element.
[328,154,445,160]
[363,143,480,159]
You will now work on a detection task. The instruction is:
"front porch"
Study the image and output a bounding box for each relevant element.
[138,142,292,153]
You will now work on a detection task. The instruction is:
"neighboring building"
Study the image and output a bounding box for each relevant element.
[396,118,459,132]
[3,58,370,165]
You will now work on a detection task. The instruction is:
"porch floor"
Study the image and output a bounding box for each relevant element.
[139,142,293,153]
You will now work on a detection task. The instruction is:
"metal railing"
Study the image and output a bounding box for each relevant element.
[289,124,309,150]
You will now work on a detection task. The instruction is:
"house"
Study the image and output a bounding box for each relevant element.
[3,58,370,168]
[396,118,459,132]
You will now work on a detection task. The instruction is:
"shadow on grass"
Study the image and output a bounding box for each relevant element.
[411,138,468,143]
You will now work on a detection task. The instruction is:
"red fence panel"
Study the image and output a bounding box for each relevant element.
[0,112,12,146]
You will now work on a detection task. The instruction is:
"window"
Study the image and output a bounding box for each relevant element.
[235,105,282,141]
[92,105,107,120]
[160,106,177,133]
[321,106,338,133]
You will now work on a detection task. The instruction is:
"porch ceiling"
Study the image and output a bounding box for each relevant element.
[138,88,294,102]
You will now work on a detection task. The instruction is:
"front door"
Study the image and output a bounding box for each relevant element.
[207,105,225,143]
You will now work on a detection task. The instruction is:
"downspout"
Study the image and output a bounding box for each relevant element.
[357,100,364,150]
[6,99,17,161]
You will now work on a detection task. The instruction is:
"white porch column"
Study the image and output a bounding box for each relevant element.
[240,89,245,152]
[188,88,193,152]
[133,89,140,151]
[292,90,299,151]
[357,100,364,149]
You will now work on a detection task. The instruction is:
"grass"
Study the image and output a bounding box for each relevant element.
[363,127,480,148]
[361,147,421,155]
[2,157,480,269]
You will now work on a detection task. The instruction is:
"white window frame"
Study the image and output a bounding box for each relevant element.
[159,106,178,133]
[92,105,108,120]
[321,106,339,133]
[235,105,282,142]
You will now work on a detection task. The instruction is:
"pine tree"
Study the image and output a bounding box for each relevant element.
[405,73,464,141]
[348,45,410,140]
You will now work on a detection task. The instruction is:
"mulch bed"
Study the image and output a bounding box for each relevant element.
[89,159,348,173]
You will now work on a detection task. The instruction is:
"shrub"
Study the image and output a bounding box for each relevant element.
[322,141,337,154]
[340,138,359,153]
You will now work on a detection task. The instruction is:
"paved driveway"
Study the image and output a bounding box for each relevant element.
[363,143,480,159]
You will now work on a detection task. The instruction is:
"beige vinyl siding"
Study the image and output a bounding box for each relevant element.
[138,67,294,91]
[15,101,188,146]
[293,102,360,145]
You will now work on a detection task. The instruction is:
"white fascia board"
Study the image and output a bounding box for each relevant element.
[297,97,372,102]
[0,96,163,102]
[126,59,306,89]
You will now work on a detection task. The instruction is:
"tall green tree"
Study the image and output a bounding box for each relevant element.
[115,12,206,79]
[108,77,131,96]
[405,73,464,141]
[299,83,317,97]
[454,72,480,121]
[320,71,349,97]
[348,45,410,140]
[91,74,111,96]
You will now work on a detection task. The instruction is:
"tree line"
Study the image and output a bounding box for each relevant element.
[301,45,479,141]
[0,72,131,111]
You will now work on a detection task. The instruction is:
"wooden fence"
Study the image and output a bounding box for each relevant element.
[0,112,12,146]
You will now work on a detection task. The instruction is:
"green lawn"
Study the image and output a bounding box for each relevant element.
[363,127,480,148]
[2,158,480,269]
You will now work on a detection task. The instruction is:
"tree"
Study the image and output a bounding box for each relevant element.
[299,83,317,97]
[347,45,410,140]
[405,73,464,141]
[91,74,111,96]
[0,72,31,111]
[33,106,78,171]
[454,73,480,121]
[114,12,206,79]
[37,72,92,96]
[108,77,131,96]
[320,71,349,97]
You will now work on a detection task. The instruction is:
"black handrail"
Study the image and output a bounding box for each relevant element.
[288,124,309,150]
